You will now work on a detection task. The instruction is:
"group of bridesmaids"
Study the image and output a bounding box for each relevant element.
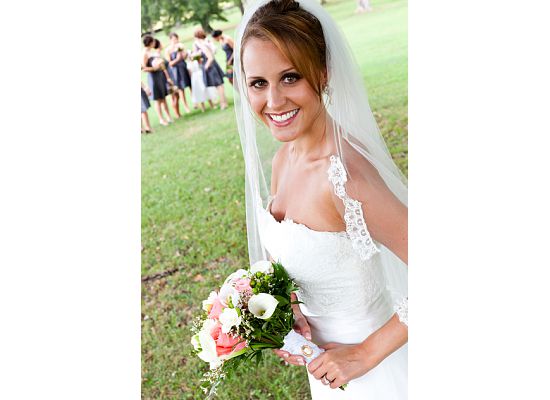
[141,28,235,134]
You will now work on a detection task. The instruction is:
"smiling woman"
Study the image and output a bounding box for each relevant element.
[233,0,408,398]
[243,39,325,141]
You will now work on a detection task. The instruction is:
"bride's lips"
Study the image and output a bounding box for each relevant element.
[265,109,300,127]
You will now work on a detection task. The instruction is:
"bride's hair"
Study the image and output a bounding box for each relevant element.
[240,0,327,99]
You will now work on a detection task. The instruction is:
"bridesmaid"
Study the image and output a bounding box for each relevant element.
[141,35,173,126]
[154,39,177,94]
[193,27,228,110]
[165,32,192,115]
[211,29,235,85]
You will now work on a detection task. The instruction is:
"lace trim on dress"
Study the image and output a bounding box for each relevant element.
[327,155,380,261]
[394,297,408,326]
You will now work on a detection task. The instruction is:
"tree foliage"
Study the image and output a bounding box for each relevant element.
[141,0,228,35]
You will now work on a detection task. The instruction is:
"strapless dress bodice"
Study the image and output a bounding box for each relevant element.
[257,206,393,322]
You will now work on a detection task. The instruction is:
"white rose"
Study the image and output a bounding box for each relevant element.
[248,293,279,320]
[219,308,241,333]
[219,282,240,307]
[250,260,274,275]
[202,291,218,312]
[196,319,220,367]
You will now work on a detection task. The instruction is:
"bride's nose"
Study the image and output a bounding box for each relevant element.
[266,85,285,109]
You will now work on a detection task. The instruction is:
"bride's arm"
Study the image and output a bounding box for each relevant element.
[309,159,408,388]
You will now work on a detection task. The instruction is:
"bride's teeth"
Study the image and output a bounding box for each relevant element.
[271,109,298,122]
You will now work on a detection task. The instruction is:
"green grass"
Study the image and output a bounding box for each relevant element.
[142,0,407,398]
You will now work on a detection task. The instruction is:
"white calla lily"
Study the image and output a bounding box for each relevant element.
[248,293,279,320]
[219,308,241,333]
[250,260,274,275]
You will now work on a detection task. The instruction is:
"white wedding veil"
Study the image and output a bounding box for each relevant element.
[233,0,408,310]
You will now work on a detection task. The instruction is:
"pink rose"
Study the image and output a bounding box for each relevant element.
[234,278,251,293]
[208,321,246,357]
[208,298,224,320]
[216,331,247,356]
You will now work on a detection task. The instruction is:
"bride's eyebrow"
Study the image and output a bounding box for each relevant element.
[247,67,297,81]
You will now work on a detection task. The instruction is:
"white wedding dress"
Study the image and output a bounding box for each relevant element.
[257,155,407,399]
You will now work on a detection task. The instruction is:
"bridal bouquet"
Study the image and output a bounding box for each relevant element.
[191,260,330,397]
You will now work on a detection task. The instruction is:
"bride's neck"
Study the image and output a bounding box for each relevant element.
[289,110,334,162]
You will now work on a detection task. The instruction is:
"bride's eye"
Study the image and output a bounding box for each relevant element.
[282,73,301,84]
[249,79,267,89]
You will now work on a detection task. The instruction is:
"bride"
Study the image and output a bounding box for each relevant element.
[233,0,408,398]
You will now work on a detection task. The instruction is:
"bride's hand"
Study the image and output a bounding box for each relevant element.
[307,342,373,389]
[273,293,312,366]
[307,314,408,389]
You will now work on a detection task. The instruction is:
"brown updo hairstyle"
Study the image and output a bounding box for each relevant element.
[241,0,327,100]
[194,27,207,39]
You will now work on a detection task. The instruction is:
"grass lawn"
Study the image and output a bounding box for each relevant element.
[141,0,407,398]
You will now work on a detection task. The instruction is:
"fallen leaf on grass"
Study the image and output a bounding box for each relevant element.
[192,274,205,282]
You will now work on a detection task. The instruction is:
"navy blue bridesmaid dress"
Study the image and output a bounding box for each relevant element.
[146,57,169,100]
[197,48,224,87]
[169,51,192,90]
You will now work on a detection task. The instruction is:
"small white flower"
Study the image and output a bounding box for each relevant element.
[219,308,241,333]
[248,293,279,320]
[219,283,239,307]
[250,260,274,275]
[202,291,218,312]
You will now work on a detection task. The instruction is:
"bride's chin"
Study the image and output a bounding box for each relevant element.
[270,129,299,142]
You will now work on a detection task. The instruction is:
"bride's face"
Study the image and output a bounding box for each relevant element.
[242,38,324,143]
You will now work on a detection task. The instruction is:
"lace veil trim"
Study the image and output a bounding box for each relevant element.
[327,155,380,261]
[394,297,408,326]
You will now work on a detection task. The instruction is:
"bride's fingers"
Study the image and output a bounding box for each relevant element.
[329,376,346,390]
[287,354,306,366]
[272,349,288,358]
[272,349,306,366]
[307,356,326,379]
[311,364,328,380]
[293,317,312,340]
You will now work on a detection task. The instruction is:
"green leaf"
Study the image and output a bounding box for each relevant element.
[273,295,289,306]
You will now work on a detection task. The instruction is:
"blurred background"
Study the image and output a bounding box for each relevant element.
[141,0,407,398]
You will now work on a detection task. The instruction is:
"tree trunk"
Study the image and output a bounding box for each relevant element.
[237,0,244,15]
[200,18,213,34]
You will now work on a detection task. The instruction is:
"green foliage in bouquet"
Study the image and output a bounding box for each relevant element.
[245,262,299,355]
